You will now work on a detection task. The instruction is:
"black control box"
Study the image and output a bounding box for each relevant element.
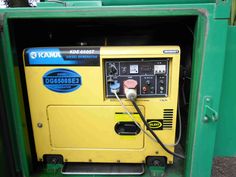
[104,58,169,98]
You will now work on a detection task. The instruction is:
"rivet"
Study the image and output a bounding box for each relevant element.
[206,98,210,102]
[203,116,209,122]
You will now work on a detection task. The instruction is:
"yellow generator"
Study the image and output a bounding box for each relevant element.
[23,46,180,174]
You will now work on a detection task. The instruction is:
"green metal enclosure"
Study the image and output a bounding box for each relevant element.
[0,0,236,177]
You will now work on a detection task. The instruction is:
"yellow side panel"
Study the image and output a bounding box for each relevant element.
[47,105,144,149]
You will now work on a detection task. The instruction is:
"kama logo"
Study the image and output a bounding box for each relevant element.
[30,51,61,59]
[147,120,163,130]
[30,52,37,59]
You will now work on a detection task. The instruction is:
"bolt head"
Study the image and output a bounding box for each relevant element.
[37,123,43,128]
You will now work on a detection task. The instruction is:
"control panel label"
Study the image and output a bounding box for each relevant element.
[24,47,100,66]
[43,69,82,93]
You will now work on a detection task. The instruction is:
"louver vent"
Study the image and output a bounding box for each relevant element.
[163,109,173,130]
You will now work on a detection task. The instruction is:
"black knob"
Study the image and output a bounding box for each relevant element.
[146,80,151,85]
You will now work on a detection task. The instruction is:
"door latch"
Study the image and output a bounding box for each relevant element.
[203,97,218,123]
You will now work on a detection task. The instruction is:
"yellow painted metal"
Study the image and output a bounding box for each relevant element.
[47,106,145,149]
[23,46,180,164]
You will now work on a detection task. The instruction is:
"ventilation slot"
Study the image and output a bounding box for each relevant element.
[163,109,173,130]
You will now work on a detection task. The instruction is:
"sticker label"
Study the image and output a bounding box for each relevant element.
[24,47,100,66]
[43,69,81,93]
[147,119,163,130]
[163,50,179,54]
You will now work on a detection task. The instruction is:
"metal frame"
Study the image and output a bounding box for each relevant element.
[0,2,231,177]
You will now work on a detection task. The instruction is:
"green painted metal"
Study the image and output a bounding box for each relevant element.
[0,1,233,177]
[0,16,30,177]
[214,26,236,156]
[37,1,102,7]
[185,18,228,177]
[214,0,231,19]
[232,0,236,25]
[42,0,216,5]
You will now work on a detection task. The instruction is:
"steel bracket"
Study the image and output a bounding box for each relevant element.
[203,96,218,123]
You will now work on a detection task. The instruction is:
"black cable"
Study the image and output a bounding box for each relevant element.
[130,97,185,159]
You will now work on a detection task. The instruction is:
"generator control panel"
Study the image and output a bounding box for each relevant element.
[105,59,169,97]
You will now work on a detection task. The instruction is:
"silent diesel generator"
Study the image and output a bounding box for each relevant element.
[23,46,181,174]
[1,1,235,177]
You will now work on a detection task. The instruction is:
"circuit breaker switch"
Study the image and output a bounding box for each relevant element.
[154,65,166,74]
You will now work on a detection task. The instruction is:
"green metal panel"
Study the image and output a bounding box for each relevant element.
[185,18,228,177]
[42,0,216,5]
[214,26,236,156]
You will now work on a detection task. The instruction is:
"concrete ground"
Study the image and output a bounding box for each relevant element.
[212,157,236,177]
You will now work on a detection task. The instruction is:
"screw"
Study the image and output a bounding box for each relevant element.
[37,123,43,128]
[155,151,159,154]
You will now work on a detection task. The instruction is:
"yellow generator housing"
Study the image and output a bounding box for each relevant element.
[23,46,180,165]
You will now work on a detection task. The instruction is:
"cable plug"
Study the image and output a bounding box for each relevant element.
[123,79,138,100]
[110,81,120,94]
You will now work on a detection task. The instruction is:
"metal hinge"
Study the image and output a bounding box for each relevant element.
[203,96,218,123]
